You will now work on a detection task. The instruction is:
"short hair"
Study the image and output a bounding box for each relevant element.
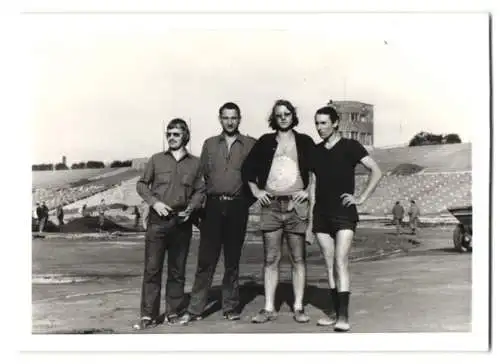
[411,200,416,204]
[219,102,241,118]
[315,106,340,122]
[268,99,299,130]
[166,118,191,146]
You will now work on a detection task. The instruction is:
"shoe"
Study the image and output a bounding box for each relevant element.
[165,313,179,325]
[173,312,202,325]
[251,309,278,323]
[317,314,337,326]
[223,311,241,321]
[132,317,157,330]
[334,318,351,332]
[293,309,310,323]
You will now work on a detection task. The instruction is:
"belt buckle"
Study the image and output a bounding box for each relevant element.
[220,195,232,201]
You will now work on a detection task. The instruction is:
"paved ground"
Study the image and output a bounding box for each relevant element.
[32,225,471,334]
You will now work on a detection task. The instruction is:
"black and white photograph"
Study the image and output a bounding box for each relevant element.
[15,4,492,354]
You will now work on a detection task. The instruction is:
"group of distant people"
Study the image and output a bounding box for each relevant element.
[133,100,383,333]
[391,200,421,235]
[34,201,64,233]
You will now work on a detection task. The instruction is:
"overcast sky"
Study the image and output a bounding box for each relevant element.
[26,13,489,165]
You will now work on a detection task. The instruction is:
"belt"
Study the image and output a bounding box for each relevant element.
[208,194,242,201]
[269,195,294,201]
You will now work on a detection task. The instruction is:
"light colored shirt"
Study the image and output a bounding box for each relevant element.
[265,135,304,195]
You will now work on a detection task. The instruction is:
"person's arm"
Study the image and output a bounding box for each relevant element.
[341,155,382,206]
[305,172,316,244]
[136,156,172,216]
[184,163,206,215]
[136,157,160,207]
[356,155,383,204]
[242,138,271,205]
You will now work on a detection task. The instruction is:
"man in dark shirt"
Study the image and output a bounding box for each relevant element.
[241,99,316,324]
[38,201,49,233]
[311,106,382,332]
[176,102,256,324]
[392,201,404,234]
[35,203,43,232]
[134,118,205,330]
[97,199,107,232]
[56,205,64,226]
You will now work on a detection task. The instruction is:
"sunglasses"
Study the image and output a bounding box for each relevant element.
[275,112,292,119]
[166,132,182,138]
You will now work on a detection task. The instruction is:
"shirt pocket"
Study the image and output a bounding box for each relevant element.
[181,172,196,187]
[156,171,173,185]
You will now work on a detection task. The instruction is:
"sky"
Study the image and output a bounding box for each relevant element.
[26,13,489,165]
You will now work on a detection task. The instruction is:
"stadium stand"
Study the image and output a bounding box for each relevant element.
[32,143,472,222]
[32,168,142,212]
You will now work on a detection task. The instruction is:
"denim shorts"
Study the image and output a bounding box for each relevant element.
[260,196,309,234]
[312,213,357,236]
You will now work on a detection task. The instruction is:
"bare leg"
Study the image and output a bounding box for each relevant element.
[316,233,336,289]
[263,229,283,312]
[286,233,307,312]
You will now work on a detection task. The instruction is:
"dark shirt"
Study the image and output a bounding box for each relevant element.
[241,130,315,190]
[312,138,369,221]
[136,150,205,211]
[36,207,42,219]
[41,205,49,218]
[200,133,256,196]
[392,205,404,219]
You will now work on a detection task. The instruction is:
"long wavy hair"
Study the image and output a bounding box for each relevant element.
[267,99,299,130]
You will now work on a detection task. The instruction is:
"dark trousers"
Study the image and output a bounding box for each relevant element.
[187,197,249,315]
[140,215,192,319]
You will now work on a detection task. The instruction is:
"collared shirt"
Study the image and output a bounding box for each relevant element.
[200,133,256,196]
[136,150,205,211]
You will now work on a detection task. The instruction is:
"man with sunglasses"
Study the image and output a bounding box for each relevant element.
[176,102,256,324]
[241,99,315,324]
[133,118,205,330]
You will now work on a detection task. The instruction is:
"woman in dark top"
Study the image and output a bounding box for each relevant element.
[309,106,382,332]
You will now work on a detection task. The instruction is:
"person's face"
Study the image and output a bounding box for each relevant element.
[166,127,185,150]
[274,105,294,131]
[315,113,338,140]
[219,108,241,136]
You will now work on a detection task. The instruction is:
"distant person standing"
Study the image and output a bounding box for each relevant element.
[81,204,90,217]
[133,205,141,230]
[35,203,43,231]
[391,201,404,235]
[38,201,49,233]
[408,200,420,235]
[56,205,65,226]
[97,199,107,232]
[134,118,205,330]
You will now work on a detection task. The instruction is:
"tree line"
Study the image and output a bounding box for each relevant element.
[32,160,132,171]
[409,132,461,147]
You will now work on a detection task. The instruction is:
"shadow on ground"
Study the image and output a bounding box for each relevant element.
[150,280,333,324]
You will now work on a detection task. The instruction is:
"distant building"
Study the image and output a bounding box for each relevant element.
[62,156,67,166]
[327,100,374,146]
